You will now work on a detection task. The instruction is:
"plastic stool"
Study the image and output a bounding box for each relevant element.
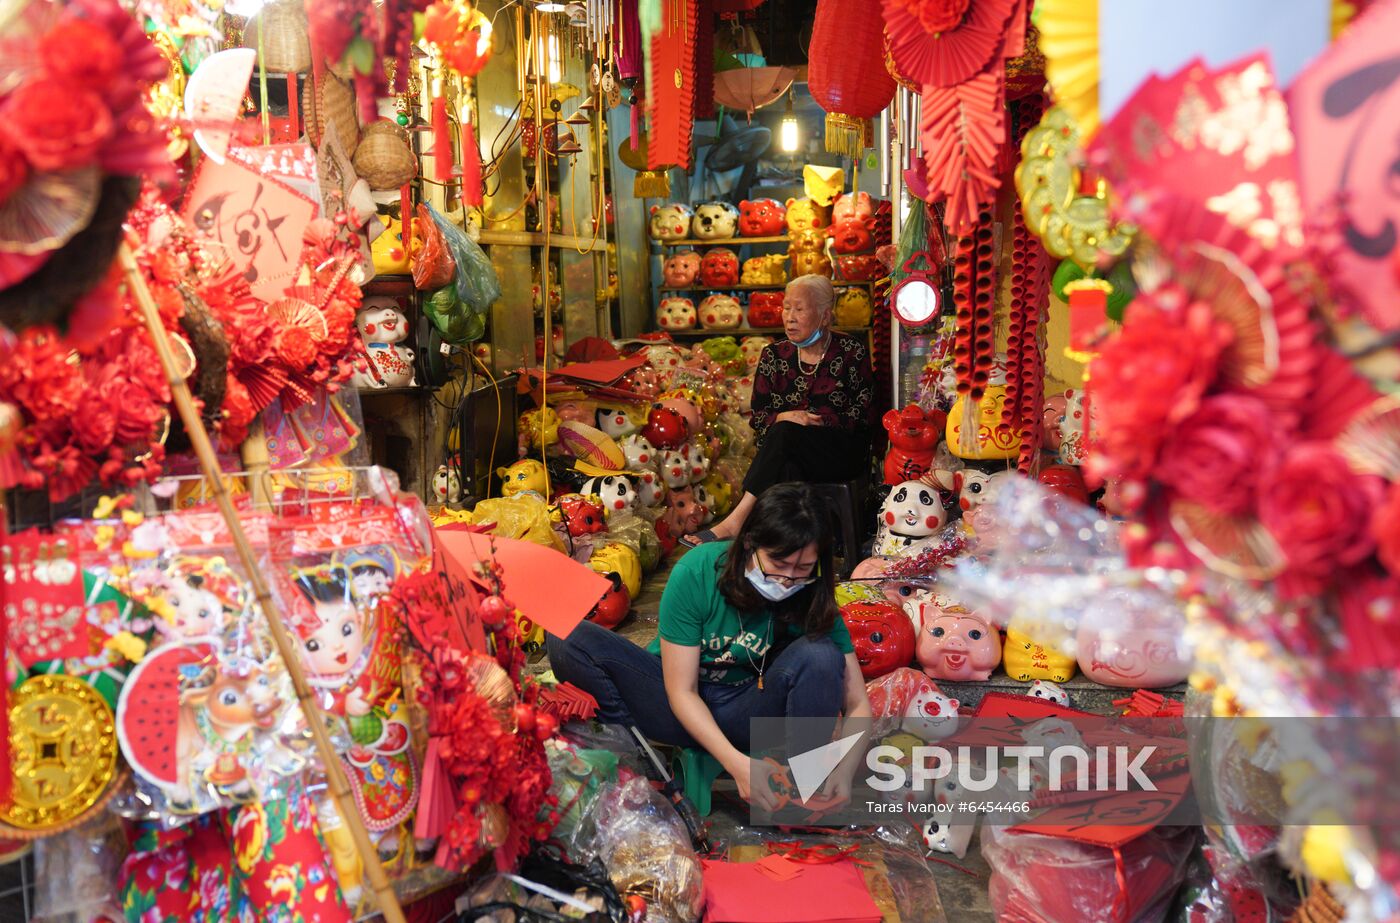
[672,747,725,817]
[810,478,868,580]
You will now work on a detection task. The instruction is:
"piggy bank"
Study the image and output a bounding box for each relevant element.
[663,250,702,288]
[882,405,945,485]
[699,471,733,517]
[645,344,686,374]
[699,294,742,330]
[586,576,630,630]
[1037,464,1089,505]
[789,229,832,277]
[580,473,636,513]
[788,226,826,253]
[621,433,659,471]
[784,196,831,232]
[828,215,875,254]
[691,201,739,240]
[832,191,874,223]
[1026,680,1071,707]
[740,336,771,367]
[354,300,416,389]
[1077,593,1190,688]
[1059,388,1094,466]
[641,405,689,449]
[590,540,642,599]
[633,468,666,507]
[1003,627,1077,683]
[555,492,607,537]
[835,254,885,282]
[661,486,706,537]
[903,683,962,741]
[747,292,784,328]
[649,203,693,241]
[657,297,697,331]
[911,599,1001,682]
[738,198,786,236]
[834,287,873,326]
[953,469,1014,514]
[922,815,974,859]
[842,601,915,679]
[371,215,420,275]
[432,465,462,504]
[1042,391,1069,452]
[519,406,560,452]
[659,448,691,490]
[692,484,718,525]
[596,405,643,439]
[947,386,1020,460]
[682,441,710,482]
[741,254,787,285]
[874,481,948,556]
[657,393,704,434]
[498,458,548,498]
[699,248,740,287]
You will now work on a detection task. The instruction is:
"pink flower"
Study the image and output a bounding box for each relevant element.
[1157,395,1278,516]
[39,17,123,87]
[1257,443,1384,599]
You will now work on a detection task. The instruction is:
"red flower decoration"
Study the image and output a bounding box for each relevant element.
[276,326,318,369]
[1373,481,1400,578]
[0,78,113,172]
[891,0,971,34]
[0,134,29,205]
[39,18,123,86]
[1257,443,1385,599]
[1156,395,1279,517]
[1086,289,1233,487]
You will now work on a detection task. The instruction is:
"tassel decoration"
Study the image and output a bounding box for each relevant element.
[431,86,453,184]
[286,73,300,139]
[461,121,482,207]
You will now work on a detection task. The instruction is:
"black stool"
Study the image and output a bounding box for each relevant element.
[810,477,869,579]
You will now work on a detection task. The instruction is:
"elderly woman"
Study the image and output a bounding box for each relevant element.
[684,274,875,545]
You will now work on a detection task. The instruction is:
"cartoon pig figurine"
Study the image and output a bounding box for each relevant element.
[657,297,697,331]
[874,481,947,556]
[902,682,962,741]
[659,448,691,490]
[663,250,702,288]
[908,596,1001,682]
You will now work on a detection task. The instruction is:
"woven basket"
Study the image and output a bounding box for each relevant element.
[304,71,360,155]
[353,121,418,190]
[241,0,311,74]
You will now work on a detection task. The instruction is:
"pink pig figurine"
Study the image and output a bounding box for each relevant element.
[908,596,1001,682]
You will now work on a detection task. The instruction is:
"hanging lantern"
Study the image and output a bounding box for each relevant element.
[808,0,897,157]
[1062,277,1112,362]
[617,132,673,198]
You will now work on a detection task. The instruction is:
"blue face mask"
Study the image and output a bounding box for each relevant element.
[791,327,824,348]
[745,563,804,602]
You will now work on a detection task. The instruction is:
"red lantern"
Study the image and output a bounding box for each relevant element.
[808,0,897,157]
[1063,278,1112,362]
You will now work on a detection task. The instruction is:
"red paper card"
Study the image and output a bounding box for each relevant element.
[5,531,88,667]
[701,858,881,923]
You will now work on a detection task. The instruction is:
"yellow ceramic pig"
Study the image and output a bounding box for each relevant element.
[946,385,1021,460]
[784,196,831,233]
[741,254,788,286]
[497,458,549,498]
[371,215,420,276]
[589,541,642,598]
[833,287,872,326]
[1003,627,1077,683]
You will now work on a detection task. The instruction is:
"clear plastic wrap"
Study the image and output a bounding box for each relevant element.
[982,824,1199,923]
[471,494,567,551]
[428,202,501,316]
[31,815,126,923]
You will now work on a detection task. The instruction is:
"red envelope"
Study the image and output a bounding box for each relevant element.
[701,858,881,923]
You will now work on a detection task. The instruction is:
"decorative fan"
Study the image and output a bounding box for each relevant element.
[1033,0,1101,139]
[882,0,1019,88]
[267,297,330,340]
[1169,499,1285,582]
[0,167,101,257]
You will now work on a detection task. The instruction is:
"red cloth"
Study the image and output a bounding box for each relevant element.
[701,857,881,922]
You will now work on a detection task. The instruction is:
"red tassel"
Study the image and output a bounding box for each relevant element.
[461,122,482,207]
[354,72,376,125]
[401,183,413,250]
[432,95,453,183]
[286,73,300,139]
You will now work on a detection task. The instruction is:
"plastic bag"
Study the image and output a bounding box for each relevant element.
[982,824,1198,923]
[31,815,126,922]
[427,202,502,315]
[472,494,566,551]
[422,283,481,346]
[412,203,456,290]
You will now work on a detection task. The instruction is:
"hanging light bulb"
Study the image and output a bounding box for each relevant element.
[780,90,799,153]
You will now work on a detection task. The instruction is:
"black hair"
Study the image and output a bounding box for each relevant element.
[717,482,838,637]
[295,565,353,604]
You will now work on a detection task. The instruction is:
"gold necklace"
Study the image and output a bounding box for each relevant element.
[742,615,775,690]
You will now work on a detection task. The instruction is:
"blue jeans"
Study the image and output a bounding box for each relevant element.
[545,620,845,754]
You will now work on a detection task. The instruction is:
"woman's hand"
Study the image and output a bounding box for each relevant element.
[728,755,783,812]
[775,410,823,426]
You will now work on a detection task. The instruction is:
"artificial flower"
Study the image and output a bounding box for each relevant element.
[0,134,29,205]
[276,326,318,370]
[1257,443,1384,599]
[891,0,971,34]
[1336,572,1400,672]
[0,78,113,172]
[1156,395,1278,516]
[39,16,123,86]
[1085,290,1233,486]
[1373,481,1400,578]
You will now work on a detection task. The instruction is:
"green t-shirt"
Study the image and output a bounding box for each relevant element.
[647,541,853,684]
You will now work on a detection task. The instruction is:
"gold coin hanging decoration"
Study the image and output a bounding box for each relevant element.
[2,675,118,831]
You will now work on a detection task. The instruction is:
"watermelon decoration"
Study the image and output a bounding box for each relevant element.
[116,642,214,789]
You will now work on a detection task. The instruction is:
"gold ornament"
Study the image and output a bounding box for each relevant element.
[3,675,118,831]
[1015,106,1134,269]
[1034,0,1101,139]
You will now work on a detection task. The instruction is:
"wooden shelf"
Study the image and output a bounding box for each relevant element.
[655,235,789,247]
[662,325,872,337]
[476,228,606,252]
[660,281,875,293]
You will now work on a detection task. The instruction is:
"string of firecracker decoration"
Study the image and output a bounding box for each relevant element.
[1004,93,1050,474]
[971,209,997,402]
[951,232,976,400]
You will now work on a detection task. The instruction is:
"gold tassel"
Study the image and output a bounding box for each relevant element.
[959,394,979,457]
[825,113,866,158]
[633,169,672,198]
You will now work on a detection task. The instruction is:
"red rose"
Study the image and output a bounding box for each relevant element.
[39,18,122,87]
[0,134,29,205]
[276,326,318,369]
[1086,290,1232,485]
[1374,481,1400,578]
[1,78,113,172]
[1257,443,1384,599]
[1157,395,1278,516]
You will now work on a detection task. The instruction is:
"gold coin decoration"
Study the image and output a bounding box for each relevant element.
[2,675,118,830]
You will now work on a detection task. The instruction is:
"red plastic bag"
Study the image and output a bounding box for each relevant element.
[411,203,455,290]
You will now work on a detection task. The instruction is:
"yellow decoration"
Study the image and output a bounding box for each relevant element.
[1016,107,1134,269]
[833,287,872,326]
[1332,0,1356,37]
[700,471,733,517]
[589,541,642,599]
[835,581,884,607]
[104,631,148,663]
[741,254,788,286]
[3,675,118,830]
[519,407,560,450]
[784,197,830,233]
[496,459,549,498]
[120,510,144,527]
[92,496,124,519]
[802,165,844,206]
[1035,0,1102,139]
[947,386,1020,460]
[371,215,419,275]
[93,525,116,552]
[1004,628,1077,683]
[882,732,924,765]
[1300,825,1354,885]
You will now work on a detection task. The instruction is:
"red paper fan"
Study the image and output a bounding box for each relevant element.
[883,0,1019,88]
[1304,348,1384,443]
[920,69,1006,234]
[1169,498,1285,582]
[1336,395,1400,479]
[237,363,290,411]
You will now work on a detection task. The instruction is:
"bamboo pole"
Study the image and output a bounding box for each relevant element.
[239,416,272,509]
[117,243,408,923]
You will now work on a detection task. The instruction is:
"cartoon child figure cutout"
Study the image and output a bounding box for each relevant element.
[292,565,418,854]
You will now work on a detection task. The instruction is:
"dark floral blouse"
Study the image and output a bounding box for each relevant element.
[750,332,876,445]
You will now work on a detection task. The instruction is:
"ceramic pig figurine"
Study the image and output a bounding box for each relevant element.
[699,294,742,330]
[699,248,741,287]
[353,300,416,389]
[432,465,463,504]
[596,405,641,439]
[1025,680,1071,707]
[580,474,636,514]
[683,442,710,483]
[657,297,697,331]
[828,214,875,254]
[659,448,691,490]
[691,201,739,240]
[909,597,1001,682]
[633,468,666,507]
[922,814,975,859]
[1059,388,1093,466]
[661,486,706,537]
[882,405,944,486]
[621,433,660,472]
[841,601,915,680]
[740,336,771,367]
[738,198,786,236]
[663,250,702,288]
[693,484,717,525]
[648,203,693,241]
[874,481,948,556]
[832,191,875,223]
[645,344,686,374]
[903,681,961,741]
[747,292,784,328]
[1077,612,1190,689]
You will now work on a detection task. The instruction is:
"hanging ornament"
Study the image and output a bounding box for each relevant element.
[617,131,673,198]
[646,0,698,170]
[882,0,1020,88]
[920,69,1006,235]
[1032,0,1102,139]
[809,0,897,157]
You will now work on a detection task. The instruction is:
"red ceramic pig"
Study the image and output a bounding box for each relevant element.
[587,574,631,629]
[660,486,707,538]
[699,248,740,287]
[828,215,875,254]
[1037,464,1090,505]
[556,493,607,537]
[832,191,875,223]
[909,597,1001,682]
[747,292,785,328]
[882,404,946,485]
[738,198,787,237]
[842,601,916,679]
[835,254,885,281]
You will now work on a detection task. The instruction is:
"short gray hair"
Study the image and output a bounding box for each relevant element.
[786,273,836,318]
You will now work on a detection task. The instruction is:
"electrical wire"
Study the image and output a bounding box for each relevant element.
[469,350,504,499]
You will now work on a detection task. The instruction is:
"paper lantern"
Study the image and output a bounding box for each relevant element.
[1062,277,1110,362]
[808,0,897,156]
